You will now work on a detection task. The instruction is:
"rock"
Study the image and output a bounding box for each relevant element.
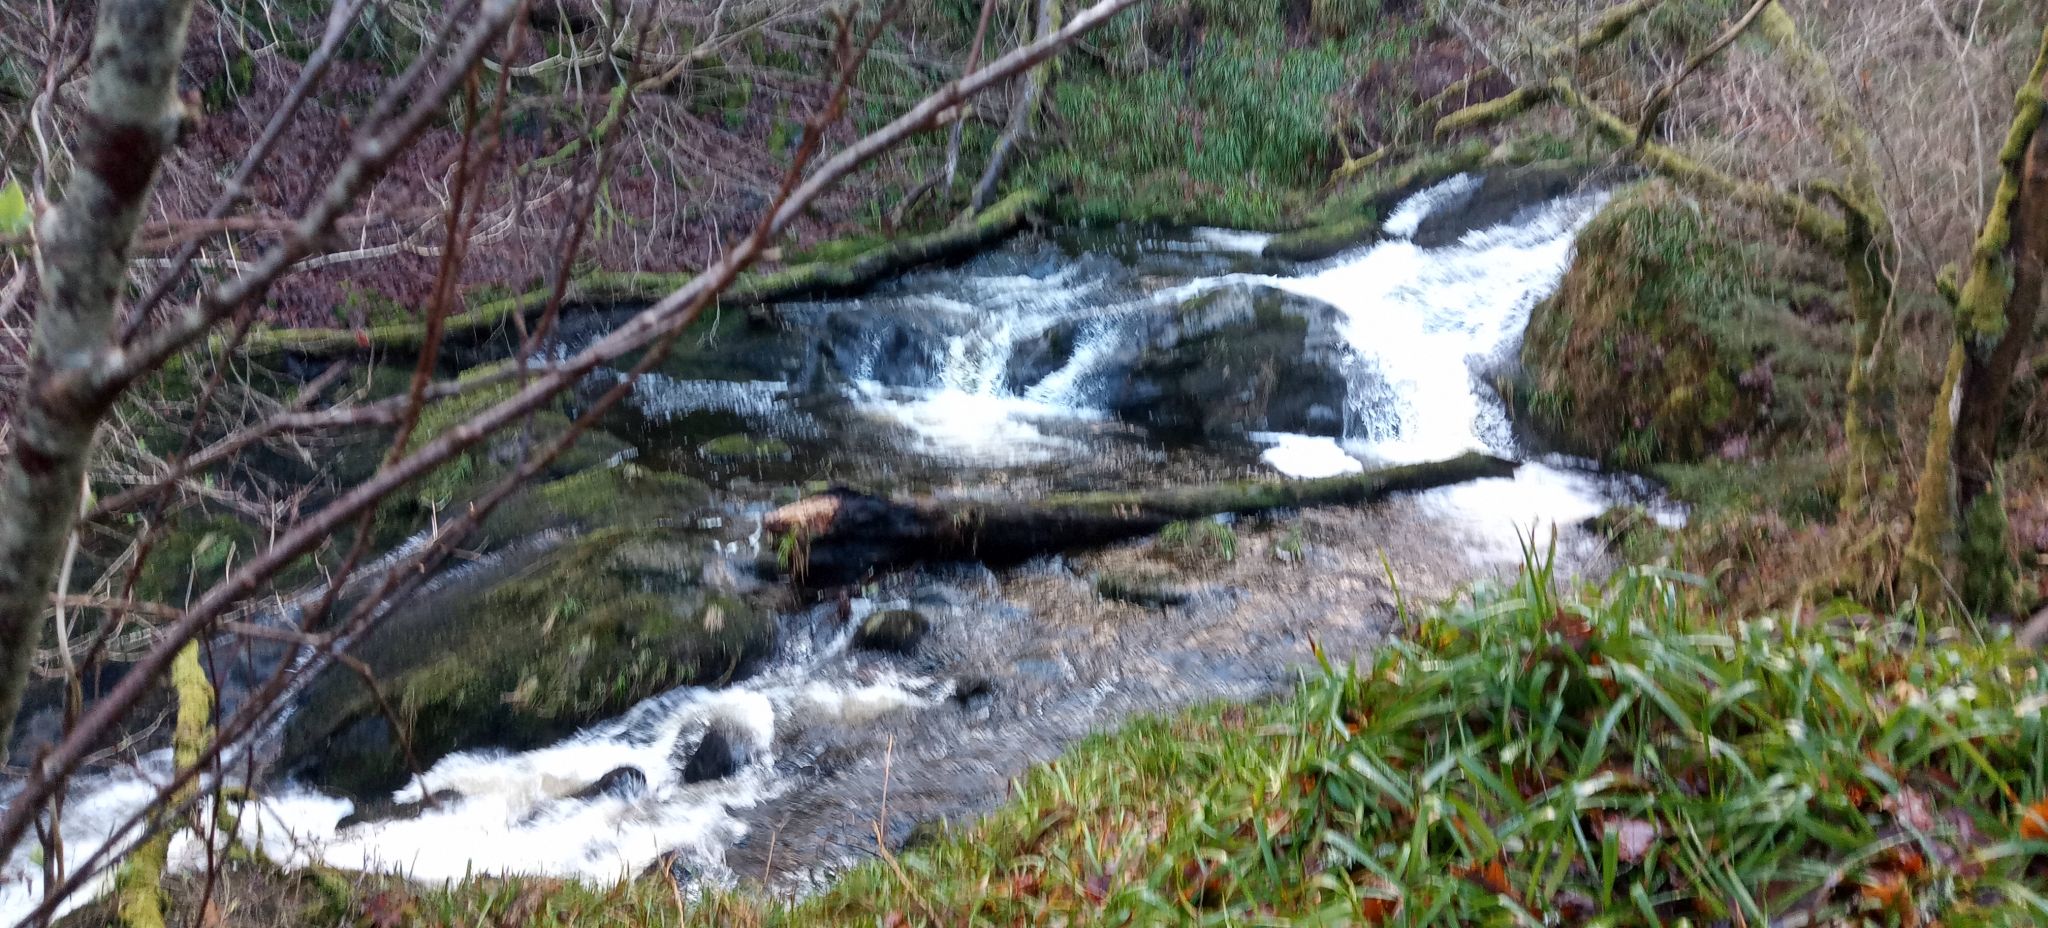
[852,609,931,655]
[569,766,648,801]
[282,528,775,799]
[949,676,995,708]
[1094,572,1192,608]
[821,309,951,388]
[338,789,463,830]
[681,725,751,784]
[1411,163,1593,248]
[1110,284,1353,441]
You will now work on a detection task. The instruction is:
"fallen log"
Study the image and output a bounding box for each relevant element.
[764,452,1518,586]
[232,189,1045,359]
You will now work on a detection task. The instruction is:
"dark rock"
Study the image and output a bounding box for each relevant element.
[822,309,951,387]
[569,766,649,801]
[1412,163,1592,248]
[1094,572,1193,608]
[853,609,932,655]
[681,725,752,784]
[338,789,463,830]
[949,676,995,707]
[1110,284,1353,441]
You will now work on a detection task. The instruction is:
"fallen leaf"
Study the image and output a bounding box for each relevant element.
[1883,788,1937,832]
[359,891,416,928]
[1358,892,1401,925]
[1554,889,1597,923]
[1858,869,1914,923]
[1452,857,1518,900]
[2021,799,2048,842]
[1605,817,1659,863]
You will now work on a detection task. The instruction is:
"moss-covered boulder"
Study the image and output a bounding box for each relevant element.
[1518,182,1848,468]
[281,525,775,798]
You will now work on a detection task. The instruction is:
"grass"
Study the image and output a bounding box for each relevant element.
[252,556,2048,927]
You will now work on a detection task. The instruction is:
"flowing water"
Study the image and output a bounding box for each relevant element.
[1,176,1682,922]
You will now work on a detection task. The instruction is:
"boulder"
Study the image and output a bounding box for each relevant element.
[852,609,931,655]
[569,766,649,801]
[338,789,463,830]
[1110,284,1352,441]
[281,527,775,799]
[680,725,751,784]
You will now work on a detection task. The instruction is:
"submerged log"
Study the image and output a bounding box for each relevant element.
[765,452,1518,586]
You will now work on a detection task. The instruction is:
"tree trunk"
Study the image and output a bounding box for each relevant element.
[1903,29,2048,610]
[0,0,198,755]
[969,0,1059,217]
[112,643,213,928]
[1839,213,1899,513]
[764,452,1518,586]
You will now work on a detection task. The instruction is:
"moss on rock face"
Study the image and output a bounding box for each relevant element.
[1519,182,1847,468]
[283,525,773,797]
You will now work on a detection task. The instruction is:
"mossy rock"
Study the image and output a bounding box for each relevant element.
[1518,182,1846,468]
[478,464,712,546]
[700,433,793,461]
[281,526,774,798]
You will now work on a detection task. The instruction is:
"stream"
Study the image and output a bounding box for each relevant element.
[1,174,1679,921]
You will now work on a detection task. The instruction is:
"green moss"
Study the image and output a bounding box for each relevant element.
[1961,488,2021,615]
[1519,182,1847,467]
[700,433,792,460]
[283,525,772,797]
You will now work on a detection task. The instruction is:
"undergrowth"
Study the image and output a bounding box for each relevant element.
[269,558,2048,927]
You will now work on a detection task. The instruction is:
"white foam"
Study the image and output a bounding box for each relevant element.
[1191,228,1275,253]
[1252,433,1365,479]
[1381,173,1482,238]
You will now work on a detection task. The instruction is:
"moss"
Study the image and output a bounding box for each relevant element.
[1518,182,1846,467]
[284,526,773,797]
[700,433,792,461]
[1021,6,1427,228]
[1960,488,2021,615]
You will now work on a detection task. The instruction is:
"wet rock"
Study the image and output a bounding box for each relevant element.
[681,725,752,784]
[338,789,463,830]
[949,676,995,708]
[1412,162,1593,248]
[822,309,951,387]
[852,609,931,655]
[1094,572,1193,608]
[282,529,775,799]
[1111,284,1352,440]
[700,433,793,461]
[569,766,648,801]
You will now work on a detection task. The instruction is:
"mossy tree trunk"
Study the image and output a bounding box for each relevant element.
[1904,29,2048,612]
[1755,1,1900,513]
[112,643,214,928]
[765,453,1517,586]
